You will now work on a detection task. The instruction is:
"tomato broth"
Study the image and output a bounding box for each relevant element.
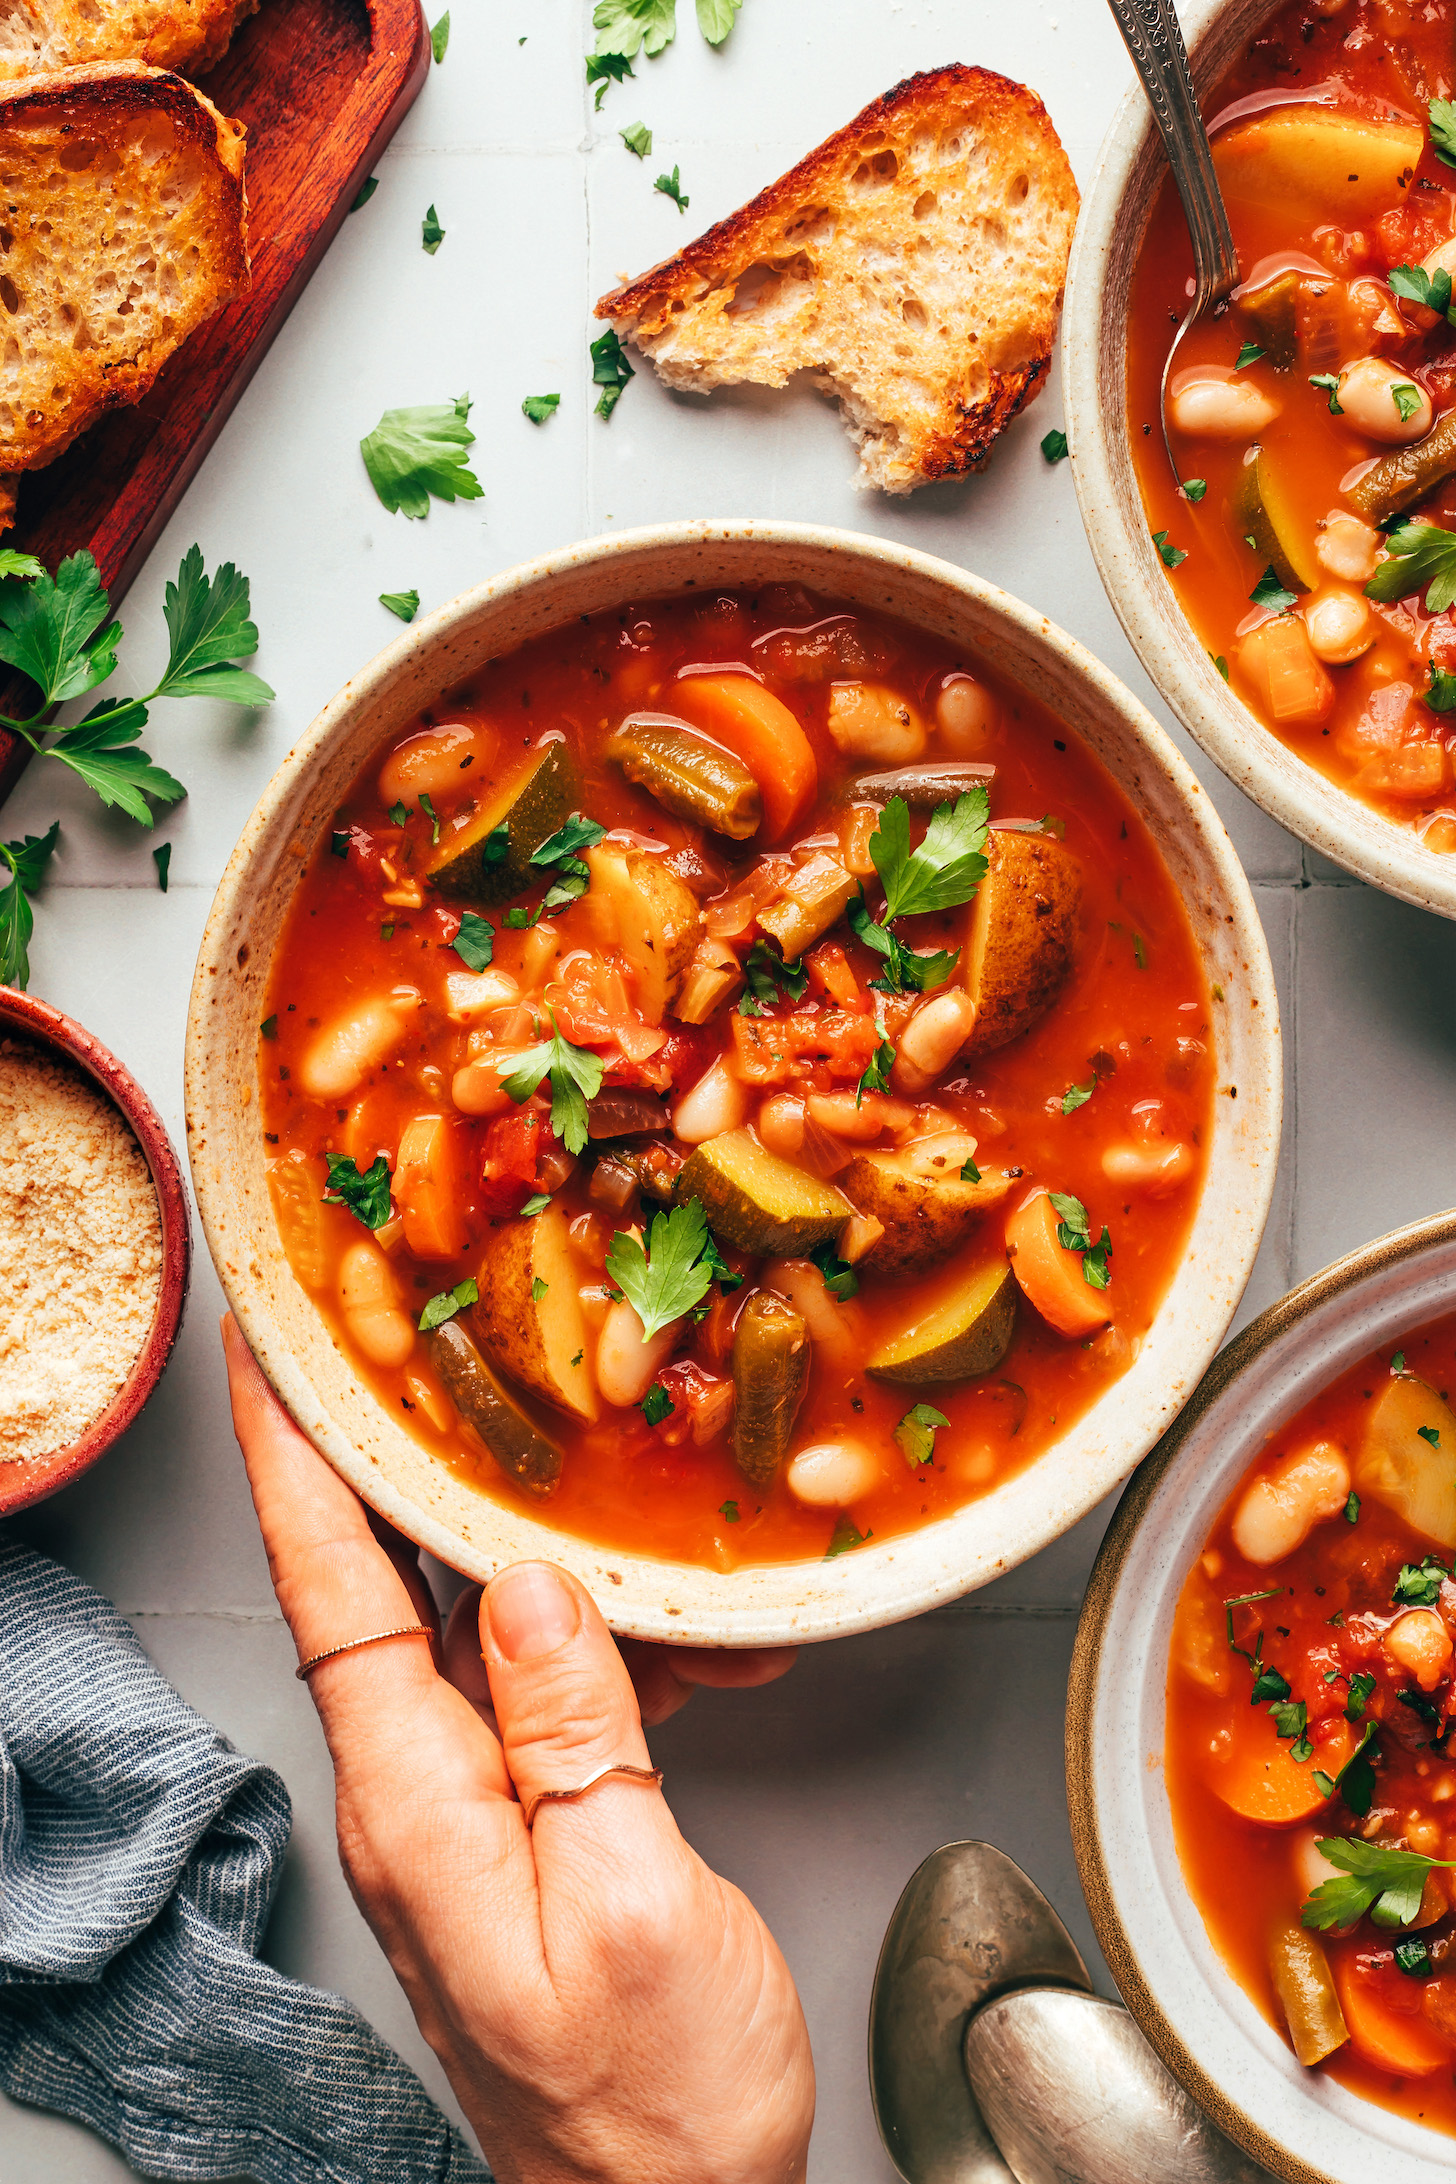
[1128,0,1456,843]
[261,585,1214,1571]
[1170,1310,1456,2135]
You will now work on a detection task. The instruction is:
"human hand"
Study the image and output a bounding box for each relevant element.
[222,1316,815,2184]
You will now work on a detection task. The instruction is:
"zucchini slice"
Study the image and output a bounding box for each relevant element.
[424,1318,563,1497]
[866,1260,1016,1384]
[676,1128,851,1256]
[428,740,575,905]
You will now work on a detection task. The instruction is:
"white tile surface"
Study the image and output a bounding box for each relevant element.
[6,1,1453,2178]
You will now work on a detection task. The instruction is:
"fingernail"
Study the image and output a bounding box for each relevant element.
[487,1563,581,1663]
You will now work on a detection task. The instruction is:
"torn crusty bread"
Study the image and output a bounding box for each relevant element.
[0,61,247,502]
[0,0,258,82]
[595,65,1080,495]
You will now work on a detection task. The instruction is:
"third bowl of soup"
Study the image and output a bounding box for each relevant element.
[186,520,1279,1645]
[1067,0,1456,916]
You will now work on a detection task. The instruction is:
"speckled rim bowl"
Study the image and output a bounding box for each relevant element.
[1068,1210,1456,2184]
[1064,0,1456,920]
[184,518,1281,1647]
[0,986,192,1514]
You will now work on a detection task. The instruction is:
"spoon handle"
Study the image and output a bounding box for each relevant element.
[1103,0,1239,308]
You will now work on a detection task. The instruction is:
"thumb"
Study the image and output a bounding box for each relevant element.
[480,1562,661,1834]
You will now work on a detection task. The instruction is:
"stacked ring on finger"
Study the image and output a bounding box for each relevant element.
[294,1625,433,1679]
[523,1762,665,1828]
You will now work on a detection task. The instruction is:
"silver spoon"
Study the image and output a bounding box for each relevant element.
[868,1841,1092,2184]
[963,1987,1275,2184]
[1103,0,1240,478]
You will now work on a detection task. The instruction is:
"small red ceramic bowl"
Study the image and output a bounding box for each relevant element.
[0,987,191,1515]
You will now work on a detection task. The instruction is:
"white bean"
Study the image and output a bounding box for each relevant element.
[1168,370,1280,438]
[1385,1610,1455,1693]
[1230,1441,1350,1566]
[1101,1141,1194,1195]
[1302,585,1376,665]
[377,720,497,808]
[301,993,417,1099]
[1315,513,1380,584]
[764,1257,863,1369]
[805,1090,893,1142]
[935,675,997,754]
[826,682,927,762]
[450,1048,532,1116]
[757,1093,805,1157]
[1336,356,1432,444]
[786,1440,882,1507]
[596,1299,681,1408]
[338,1240,416,1368]
[673,1056,752,1144]
[893,989,978,1094]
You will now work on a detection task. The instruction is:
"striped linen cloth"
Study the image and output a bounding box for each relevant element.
[0,1534,488,2183]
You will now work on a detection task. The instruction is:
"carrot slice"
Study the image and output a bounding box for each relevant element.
[1210,1714,1356,1827]
[1332,1953,1450,2076]
[394,1113,468,1260]
[675,674,817,841]
[1004,1191,1111,1338]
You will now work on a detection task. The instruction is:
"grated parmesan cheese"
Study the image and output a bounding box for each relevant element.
[0,1038,162,1463]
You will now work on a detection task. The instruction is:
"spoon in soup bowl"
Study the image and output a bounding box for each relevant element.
[1102,0,1240,479]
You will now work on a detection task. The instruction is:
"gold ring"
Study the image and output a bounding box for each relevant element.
[523,1762,665,1828]
[294,1624,432,1679]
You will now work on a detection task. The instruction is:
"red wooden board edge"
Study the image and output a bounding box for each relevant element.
[0,0,430,812]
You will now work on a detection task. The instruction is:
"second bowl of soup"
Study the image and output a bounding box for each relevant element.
[186,521,1279,1644]
[1067,0,1456,916]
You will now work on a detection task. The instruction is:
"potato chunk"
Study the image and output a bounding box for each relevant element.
[842,1132,1010,1278]
[471,1200,599,1423]
[1355,1374,1456,1552]
[964,832,1081,1056]
[1213,111,1424,225]
[583,844,702,1024]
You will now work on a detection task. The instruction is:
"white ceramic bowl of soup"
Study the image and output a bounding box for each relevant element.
[1063,0,1456,920]
[1068,1210,1456,2184]
[185,519,1280,1646]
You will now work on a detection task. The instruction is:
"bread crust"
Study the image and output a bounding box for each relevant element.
[0,0,260,83]
[595,64,1079,494]
[0,61,248,481]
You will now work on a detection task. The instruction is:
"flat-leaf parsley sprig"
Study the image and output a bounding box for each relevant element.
[604,1197,725,1339]
[848,787,989,994]
[1302,1836,1456,1932]
[497,1011,605,1156]
[1049,1190,1112,1289]
[1364,520,1456,614]
[0,819,58,989]
[361,394,484,518]
[592,0,744,64]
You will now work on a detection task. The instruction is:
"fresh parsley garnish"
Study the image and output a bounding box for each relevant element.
[895,1403,948,1468]
[498,1011,605,1155]
[1250,565,1297,612]
[429,8,449,62]
[1394,1556,1448,1608]
[654,164,689,211]
[1212,653,1229,681]
[739,936,808,1013]
[719,1497,740,1522]
[873,788,990,921]
[518,1192,552,1217]
[1041,428,1069,462]
[1344,1490,1361,1525]
[452,911,495,971]
[856,1026,895,1107]
[260,1014,278,1039]
[0,820,58,990]
[586,51,634,104]
[1302,1835,1455,1931]
[1152,529,1187,569]
[1393,1350,1408,1375]
[604,1197,716,1339]
[1396,1936,1432,1977]
[825,1515,871,1558]
[419,791,441,844]
[1061,1078,1094,1115]
[1428,667,1456,712]
[1235,341,1265,369]
[380,590,420,622]
[1431,95,1456,169]
[360,394,483,519]
[1309,372,1344,414]
[526,812,605,914]
[697,1227,744,1294]
[388,800,409,826]
[522,393,560,424]
[641,1382,674,1424]
[1313,1723,1379,1816]
[809,1235,858,1301]
[323,1152,393,1230]
[1389,261,1456,323]
[594,0,677,58]
[351,176,378,210]
[621,120,652,157]
[1365,520,1456,613]
[1392,381,1424,423]
[153,842,170,892]
[695,0,741,39]
[591,328,635,419]
[960,1155,981,1182]
[1346,1670,1377,1722]
[1048,1190,1112,1289]
[846,889,957,994]
[421,203,445,255]
[531,1276,549,1303]
[1419,1423,1442,1447]
[1182,478,1207,501]
[419,1277,479,1332]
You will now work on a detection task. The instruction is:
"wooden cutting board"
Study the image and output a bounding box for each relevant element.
[0,0,430,808]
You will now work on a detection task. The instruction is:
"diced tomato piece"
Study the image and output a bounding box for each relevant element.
[731,1005,881,1085]
[478,1107,544,1216]
[657,1026,712,1091]
[805,943,862,1009]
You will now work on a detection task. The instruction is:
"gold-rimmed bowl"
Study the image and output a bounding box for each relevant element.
[185,518,1281,1647]
[1068,1211,1456,2184]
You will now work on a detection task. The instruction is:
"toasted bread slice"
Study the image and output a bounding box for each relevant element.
[0,61,247,486]
[0,0,258,81]
[596,65,1079,495]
